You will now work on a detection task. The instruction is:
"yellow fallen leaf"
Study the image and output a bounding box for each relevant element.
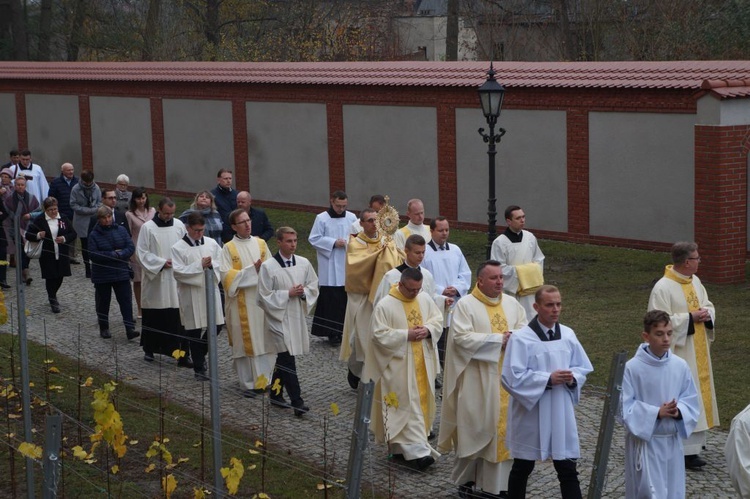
[194,488,206,499]
[257,494,270,499]
[28,382,34,387]
[111,465,119,474]
[163,474,177,498]
[145,463,156,473]
[192,441,202,447]
[166,463,177,470]
[247,449,259,455]
[8,414,20,419]
[247,464,257,471]
[81,377,93,387]
[24,309,30,316]
[163,438,170,443]
[171,349,186,360]
[330,403,340,416]
[178,457,189,463]
[384,391,399,409]
[72,446,88,460]
[254,374,268,390]
[43,359,54,364]
[317,483,332,490]
[18,442,42,459]
[47,367,60,373]
[254,440,263,448]
[129,440,139,445]
[84,458,97,464]
[271,378,282,396]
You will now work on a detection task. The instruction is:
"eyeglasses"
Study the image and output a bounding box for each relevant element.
[687,257,701,262]
[232,219,251,226]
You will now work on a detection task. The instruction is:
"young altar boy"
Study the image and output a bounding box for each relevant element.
[621,310,701,498]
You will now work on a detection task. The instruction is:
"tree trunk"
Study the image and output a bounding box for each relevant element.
[66,0,87,61]
[37,0,53,60]
[6,0,28,59]
[205,0,221,53]
[557,0,576,60]
[445,0,459,61]
[142,0,162,61]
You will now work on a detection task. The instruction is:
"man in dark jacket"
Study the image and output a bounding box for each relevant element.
[210,168,237,243]
[236,191,274,241]
[88,188,130,236]
[88,206,138,340]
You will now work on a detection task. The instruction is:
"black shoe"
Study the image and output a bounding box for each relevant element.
[328,335,342,346]
[458,482,479,499]
[0,282,10,289]
[347,369,360,390]
[70,259,81,264]
[126,329,140,340]
[194,370,209,382]
[404,455,435,471]
[428,431,436,441]
[50,299,60,314]
[144,352,155,362]
[293,403,309,417]
[25,278,32,286]
[685,454,706,470]
[177,357,194,369]
[100,329,111,339]
[243,388,266,399]
[270,397,291,409]
[435,377,443,389]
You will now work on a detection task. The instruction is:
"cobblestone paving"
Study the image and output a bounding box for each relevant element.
[2,263,738,497]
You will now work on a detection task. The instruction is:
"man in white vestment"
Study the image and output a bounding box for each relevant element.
[171,212,225,381]
[340,209,402,389]
[350,194,385,235]
[422,216,471,373]
[13,149,49,206]
[257,227,319,417]
[502,285,593,499]
[726,403,750,498]
[309,190,358,346]
[621,310,699,499]
[364,268,443,471]
[220,208,271,396]
[439,260,527,499]
[648,241,718,470]
[490,205,545,320]
[393,198,431,249]
[137,198,188,363]
[373,234,444,310]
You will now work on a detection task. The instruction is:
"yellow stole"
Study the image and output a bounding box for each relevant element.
[470,286,512,461]
[389,285,430,434]
[663,265,714,427]
[223,238,267,357]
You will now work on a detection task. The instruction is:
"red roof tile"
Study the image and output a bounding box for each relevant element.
[2,61,750,98]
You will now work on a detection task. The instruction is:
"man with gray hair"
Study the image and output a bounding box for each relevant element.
[236,191,274,241]
[648,241,718,470]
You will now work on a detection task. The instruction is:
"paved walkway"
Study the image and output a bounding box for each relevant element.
[1,262,737,497]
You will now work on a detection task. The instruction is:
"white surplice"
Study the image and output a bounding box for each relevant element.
[308,210,357,286]
[257,255,319,356]
[501,318,593,461]
[490,230,545,319]
[171,236,225,330]
[726,404,750,498]
[439,291,527,495]
[137,219,186,309]
[621,345,699,499]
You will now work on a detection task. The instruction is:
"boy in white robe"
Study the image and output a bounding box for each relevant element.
[257,227,319,416]
[171,212,225,381]
[438,260,527,499]
[501,285,593,499]
[220,209,271,396]
[621,310,700,499]
[364,268,443,471]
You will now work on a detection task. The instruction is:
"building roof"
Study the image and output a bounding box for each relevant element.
[2,61,750,98]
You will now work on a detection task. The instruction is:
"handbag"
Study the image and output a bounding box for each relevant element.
[24,239,42,259]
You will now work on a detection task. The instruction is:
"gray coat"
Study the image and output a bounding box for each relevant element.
[70,182,102,238]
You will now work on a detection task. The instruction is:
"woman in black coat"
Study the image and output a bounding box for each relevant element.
[25,197,77,313]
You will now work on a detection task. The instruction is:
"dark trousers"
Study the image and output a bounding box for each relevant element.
[271,351,303,406]
[80,237,90,270]
[508,458,581,499]
[0,236,7,283]
[45,277,63,300]
[184,328,209,372]
[94,280,135,331]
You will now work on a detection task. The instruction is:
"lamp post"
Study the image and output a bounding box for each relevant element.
[477,63,506,259]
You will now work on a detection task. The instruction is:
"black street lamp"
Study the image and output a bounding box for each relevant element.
[477,63,506,260]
